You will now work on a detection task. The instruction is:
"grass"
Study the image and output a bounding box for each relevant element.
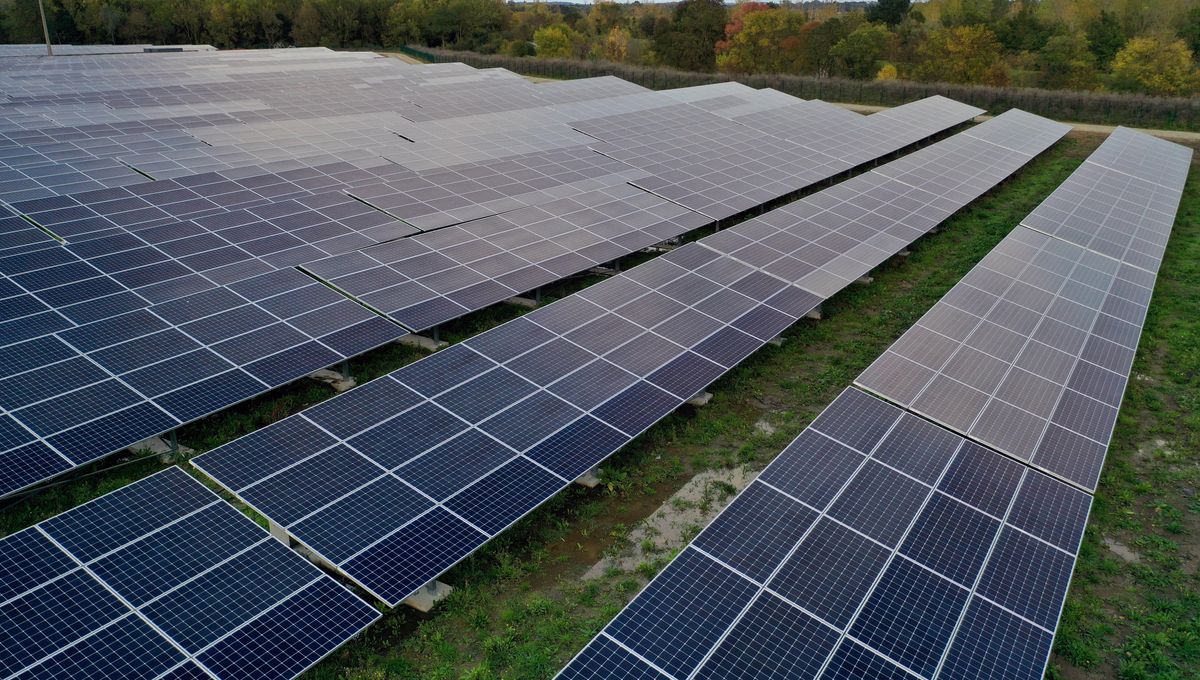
[1,132,1196,680]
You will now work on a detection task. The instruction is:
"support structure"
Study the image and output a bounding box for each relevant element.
[686,391,713,407]
[404,580,453,612]
[805,305,823,320]
[268,519,289,543]
[128,431,191,463]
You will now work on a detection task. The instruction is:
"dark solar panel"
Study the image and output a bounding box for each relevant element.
[559,388,1092,680]
[0,467,378,680]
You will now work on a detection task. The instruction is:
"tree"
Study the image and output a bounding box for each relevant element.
[1036,32,1097,90]
[1085,10,1125,69]
[715,5,808,75]
[603,25,631,62]
[876,63,899,80]
[386,0,431,46]
[292,1,323,45]
[994,0,1061,53]
[534,24,575,58]
[654,0,726,72]
[589,1,624,35]
[831,23,891,79]
[425,0,510,51]
[866,0,909,27]
[914,24,1009,85]
[1110,37,1198,96]
[794,16,861,77]
[1180,7,1200,56]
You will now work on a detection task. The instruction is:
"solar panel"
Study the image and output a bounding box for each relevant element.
[0,242,406,496]
[191,110,1066,607]
[0,466,379,680]
[1020,127,1191,273]
[857,128,1191,491]
[558,387,1091,680]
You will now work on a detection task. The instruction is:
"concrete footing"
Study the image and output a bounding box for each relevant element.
[855,275,874,285]
[405,580,453,612]
[575,467,602,488]
[897,249,911,258]
[505,296,538,309]
[396,334,448,351]
[687,391,713,407]
[768,336,786,347]
[805,305,823,320]
[308,368,356,393]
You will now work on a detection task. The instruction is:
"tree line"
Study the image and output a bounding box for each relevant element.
[2,0,1198,97]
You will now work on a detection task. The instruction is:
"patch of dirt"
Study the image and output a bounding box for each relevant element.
[583,467,757,579]
[1103,536,1141,563]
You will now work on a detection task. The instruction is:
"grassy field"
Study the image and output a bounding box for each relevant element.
[1,131,1196,680]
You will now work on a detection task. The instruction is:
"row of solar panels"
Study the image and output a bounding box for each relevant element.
[0,52,986,498]
[191,109,1071,608]
[0,107,1067,680]
[559,128,1191,679]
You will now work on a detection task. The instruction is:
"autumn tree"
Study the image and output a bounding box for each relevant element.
[1036,32,1097,90]
[534,23,575,58]
[654,0,726,72]
[830,22,891,79]
[603,25,631,61]
[914,24,1009,85]
[1110,37,1198,96]
[588,1,624,36]
[716,5,808,75]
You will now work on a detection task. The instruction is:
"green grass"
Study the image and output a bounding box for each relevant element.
[1,133,1196,680]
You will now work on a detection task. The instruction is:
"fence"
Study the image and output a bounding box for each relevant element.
[397,46,1200,131]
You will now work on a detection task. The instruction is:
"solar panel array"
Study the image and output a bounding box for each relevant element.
[0,466,379,680]
[857,127,1192,491]
[299,97,986,332]
[0,47,983,497]
[572,96,983,219]
[192,110,1068,607]
[560,126,1190,680]
[559,387,1092,680]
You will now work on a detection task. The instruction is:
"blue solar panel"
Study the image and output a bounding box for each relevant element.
[560,388,1092,680]
[691,481,817,583]
[605,548,758,679]
[193,111,1069,613]
[0,467,378,680]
